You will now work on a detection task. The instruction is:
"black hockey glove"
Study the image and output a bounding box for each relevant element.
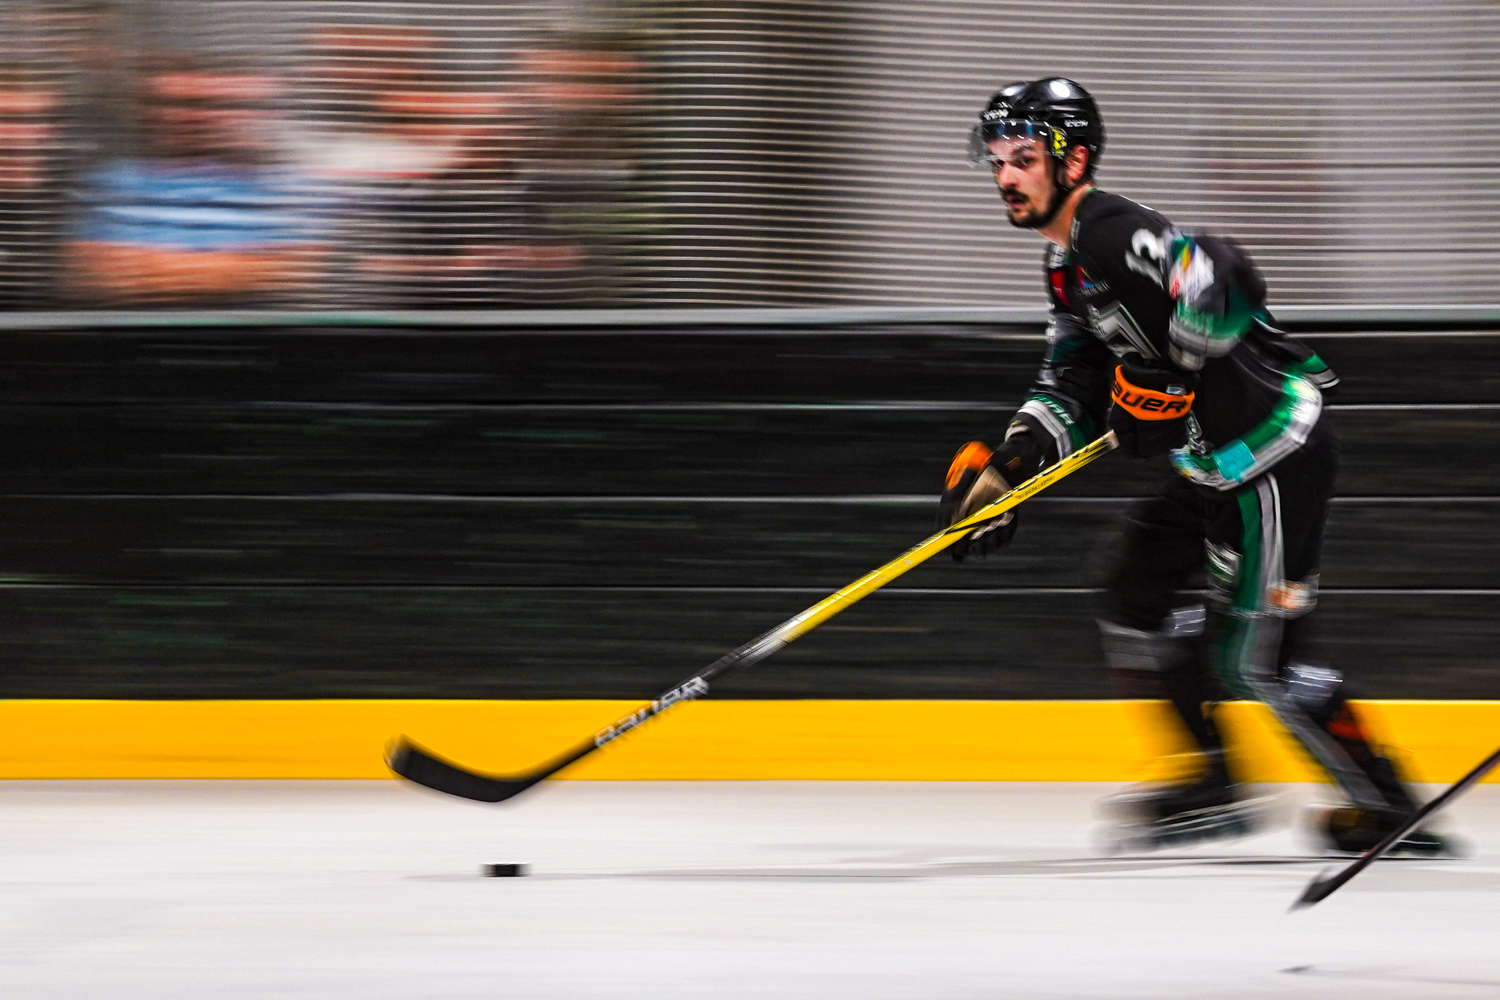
[936,434,1044,562]
[1108,359,1198,459]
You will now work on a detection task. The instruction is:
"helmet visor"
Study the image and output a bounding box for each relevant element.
[966,119,1064,168]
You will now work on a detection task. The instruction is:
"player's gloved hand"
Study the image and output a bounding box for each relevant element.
[936,435,1043,562]
[1109,358,1198,458]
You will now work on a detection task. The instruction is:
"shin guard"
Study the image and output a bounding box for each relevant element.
[1100,605,1223,759]
[1284,662,1415,810]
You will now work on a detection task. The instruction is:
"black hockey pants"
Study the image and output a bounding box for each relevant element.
[1101,428,1392,808]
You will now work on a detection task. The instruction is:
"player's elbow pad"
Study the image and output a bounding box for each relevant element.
[1166,234,1266,370]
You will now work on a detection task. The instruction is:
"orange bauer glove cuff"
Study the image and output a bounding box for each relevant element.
[944,440,994,488]
[1111,366,1196,421]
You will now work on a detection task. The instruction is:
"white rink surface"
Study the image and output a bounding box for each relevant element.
[2,780,1497,999]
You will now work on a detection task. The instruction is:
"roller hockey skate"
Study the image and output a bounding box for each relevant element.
[1304,804,1457,858]
[1304,755,1461,857]
[1096,756,1274,854]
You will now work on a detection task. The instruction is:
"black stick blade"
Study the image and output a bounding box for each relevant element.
[1290,744,1500,911]
[1291,868,1339,911]
[387,737,539,803]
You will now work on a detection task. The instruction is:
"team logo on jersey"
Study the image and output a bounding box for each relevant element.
[1049,268,1069,307]
[1078,267,1108,296]
[1169,241,1215,302]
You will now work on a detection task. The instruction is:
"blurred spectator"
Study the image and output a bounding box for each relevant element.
[65,55,320,306]
[508,32,646,304]
[287,26,466,306]
[515,34,643,163]
[0,70,66,307]
[349,88,583,307]
[294,27,456,183]
[291,25,642,307]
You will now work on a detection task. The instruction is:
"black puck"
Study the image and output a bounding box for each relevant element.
[483,863,529,877]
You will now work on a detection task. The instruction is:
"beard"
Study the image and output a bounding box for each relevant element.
[1002,163,1072,229]
[1004,181,1067,230]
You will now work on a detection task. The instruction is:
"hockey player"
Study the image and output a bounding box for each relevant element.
[938,77,1446,854]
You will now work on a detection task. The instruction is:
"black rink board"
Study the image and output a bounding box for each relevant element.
[1,328,1496,406]
[1,496,1497,591]
[0,586,1496,700]
[0,321,1494,700]
[0,403,1491,498]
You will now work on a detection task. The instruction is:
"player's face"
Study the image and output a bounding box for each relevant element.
[990,138,1055,229]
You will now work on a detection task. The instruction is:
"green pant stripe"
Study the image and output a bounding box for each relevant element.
[1212,486,1267,699]
[1232,488,1264,615]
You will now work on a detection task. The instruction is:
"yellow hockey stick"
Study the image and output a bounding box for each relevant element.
[390,430,1119,802]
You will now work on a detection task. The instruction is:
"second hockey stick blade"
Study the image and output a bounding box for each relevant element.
[1292,743,1500,910]
[389,431,1117,804]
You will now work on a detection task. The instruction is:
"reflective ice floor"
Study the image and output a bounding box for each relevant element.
[2,779,1496,998]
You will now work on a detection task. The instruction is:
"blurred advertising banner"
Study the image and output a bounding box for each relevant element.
[0,0,1497,312]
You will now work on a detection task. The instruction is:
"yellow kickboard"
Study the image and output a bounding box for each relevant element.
[0,698,1495,782]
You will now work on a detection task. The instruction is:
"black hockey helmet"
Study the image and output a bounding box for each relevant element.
[967,77,1104,179]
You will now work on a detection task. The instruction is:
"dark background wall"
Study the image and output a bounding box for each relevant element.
[0,322,1496,699]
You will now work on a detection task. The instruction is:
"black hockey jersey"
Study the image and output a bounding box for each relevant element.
[1007,189,1338,490]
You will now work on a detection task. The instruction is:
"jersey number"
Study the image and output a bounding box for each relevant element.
[1127,228,1169,286]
